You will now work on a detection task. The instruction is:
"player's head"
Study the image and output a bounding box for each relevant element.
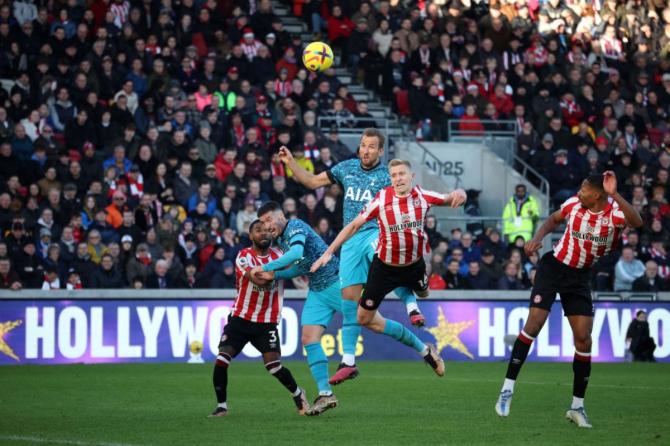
[249,219,272,249]
[388,159,414,195]
[577,174,607,207]
[358,128,385,168]
[257,201,286,237]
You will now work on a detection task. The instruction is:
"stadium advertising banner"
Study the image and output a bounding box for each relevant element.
[0,300,668,365]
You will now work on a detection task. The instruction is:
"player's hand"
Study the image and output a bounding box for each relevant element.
[447,189,467,208]
[603,170,617,196]
[248,267,267,286]
[278,146,294,165]
[256,271,275,281]
[310,252,332,273]
[524,240,542,257]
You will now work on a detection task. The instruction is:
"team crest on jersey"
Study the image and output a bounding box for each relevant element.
[533,294,542,304]
[402,213,411,223]
[413,198,421,207]
[602,218,610,225]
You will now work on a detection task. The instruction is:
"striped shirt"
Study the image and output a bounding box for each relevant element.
[553,196,627,269]
[232,247,284,323]
[361,185,447,266]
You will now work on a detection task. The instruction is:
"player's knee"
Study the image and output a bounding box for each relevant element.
[357,312,373,326]
[301,332,318,345]
[574,333,592,352]
[264,360,282,375]
[215,352,232,368]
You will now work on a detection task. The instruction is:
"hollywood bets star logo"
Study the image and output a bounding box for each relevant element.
[425,307,475,359]
[0,319,22,361]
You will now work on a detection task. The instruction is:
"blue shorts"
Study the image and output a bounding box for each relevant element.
[301,281,343,327]
[339,228,378,289]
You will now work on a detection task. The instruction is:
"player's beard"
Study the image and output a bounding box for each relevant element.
[255,238,272,249]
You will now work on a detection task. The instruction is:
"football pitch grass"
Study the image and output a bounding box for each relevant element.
[0,361,667,446]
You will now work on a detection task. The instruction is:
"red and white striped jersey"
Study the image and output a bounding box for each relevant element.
[232,247,284,323]
[361,185,447,266]
[553,196,627,269]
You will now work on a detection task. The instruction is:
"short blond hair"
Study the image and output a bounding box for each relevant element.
[388,159,412,170]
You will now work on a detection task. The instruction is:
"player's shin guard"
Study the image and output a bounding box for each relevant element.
[505,330,535,382]
[395,287,419,314]
[341,299,360,366]
[265,360,299,394]
[572,351,591,402]
[382,319,425,353]
[213,353,231,404]
[305,343,332,395]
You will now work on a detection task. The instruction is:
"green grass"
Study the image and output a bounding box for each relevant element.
[0,361,668,445]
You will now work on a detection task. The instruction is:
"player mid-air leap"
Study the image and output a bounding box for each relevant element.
[280,128,426,385]
[312,159,467,378]
[494,172,642,428]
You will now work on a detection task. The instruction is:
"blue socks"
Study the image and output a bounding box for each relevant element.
[305,342,332,395]
[383,319,426,353]
[341,299,360,366]
[395,287,419,314]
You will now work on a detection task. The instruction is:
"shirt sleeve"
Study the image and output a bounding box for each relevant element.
[262,226,307,272]
[560,196,581,218]
[326,161,345,186]
[235,251,253,275]
[359,191,382,222]
[274,264,301,280]
[418,186,449,206]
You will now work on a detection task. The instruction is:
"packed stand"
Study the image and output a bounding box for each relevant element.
[0,0,667,293]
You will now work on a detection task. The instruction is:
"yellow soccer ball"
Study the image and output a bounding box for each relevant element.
[190,340,204,354]
[302,41,334,72]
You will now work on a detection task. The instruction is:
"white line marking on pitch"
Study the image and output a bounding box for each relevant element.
[0,435,146,446]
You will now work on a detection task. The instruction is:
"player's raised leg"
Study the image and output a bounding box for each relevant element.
[495,307,549,417]
[395,287,425,327]
[302,324,338,415]
[330,286,361,385]
[262,351,310,415]
[565,314,593,428]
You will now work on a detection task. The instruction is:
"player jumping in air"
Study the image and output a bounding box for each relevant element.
[279,128,425,385]
[252,202,344,416]
[495,172,642,428]
[312,159,467,377]
[209,220,310,417]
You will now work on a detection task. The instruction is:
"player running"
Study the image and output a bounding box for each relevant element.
[252,202,344,416]
[494,172,642,428]
[279,128,425,385]
[312,159,467,377]
[209,220,310,417]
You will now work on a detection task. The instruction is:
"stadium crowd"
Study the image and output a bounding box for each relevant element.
[0,0,669,292]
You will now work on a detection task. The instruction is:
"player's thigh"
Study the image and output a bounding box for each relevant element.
[339,230,378,289]
[529,252,561,315]
[219,316,250,356]
[301,289,337,327]
[249,323,282,355]
[360,257,398,311]
[402,258,429,293]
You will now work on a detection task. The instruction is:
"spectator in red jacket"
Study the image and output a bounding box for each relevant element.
[459,104,484,136]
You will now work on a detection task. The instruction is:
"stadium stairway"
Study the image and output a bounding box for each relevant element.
[271,1,408,153]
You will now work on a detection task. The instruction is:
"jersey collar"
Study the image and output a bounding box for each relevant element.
[359,159,382,171]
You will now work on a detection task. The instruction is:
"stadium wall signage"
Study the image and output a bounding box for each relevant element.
[0,300,668,364]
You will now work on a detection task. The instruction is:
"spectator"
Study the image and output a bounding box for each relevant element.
[498,261,525,290]
[92,254,125,288]
[465,261,492,290]
[0,258,22,290]
[147,259,177,289]
[614,246,645,291]
[625,310,656,362]
[632,260,668,292]
[442,259,468,290]
[502,184,540,244]
[459,232,481,263]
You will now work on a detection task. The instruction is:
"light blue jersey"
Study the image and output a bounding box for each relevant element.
[266,219,339,292]
[327,159,391,288]
[327,159,390,231]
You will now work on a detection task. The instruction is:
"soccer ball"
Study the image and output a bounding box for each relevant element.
[189,340,204,354]
[302,42,334,72]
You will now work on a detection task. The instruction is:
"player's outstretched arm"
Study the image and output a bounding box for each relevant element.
[311,214,366,272]
[603,171,643,228]
[279,146,332,189]
[444,188,467,207]
[524,210,564,256]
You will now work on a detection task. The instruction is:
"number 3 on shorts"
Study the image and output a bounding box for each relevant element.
[268,330,278,343]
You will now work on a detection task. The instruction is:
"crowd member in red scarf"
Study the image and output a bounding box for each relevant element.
[66,268,83,289]
[489,84,514,117]
[560,92,584,128]
[525,35,548,68]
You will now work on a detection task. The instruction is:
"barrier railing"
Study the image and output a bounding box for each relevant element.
[0,289,665,301]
